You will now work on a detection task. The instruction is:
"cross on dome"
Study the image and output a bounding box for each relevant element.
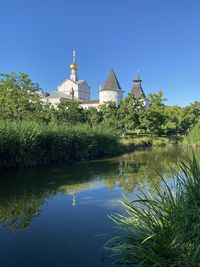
[70,51,78,71]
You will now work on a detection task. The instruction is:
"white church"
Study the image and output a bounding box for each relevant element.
[43,52,149,108]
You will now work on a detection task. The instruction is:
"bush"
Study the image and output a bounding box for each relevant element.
[106,153,200,266]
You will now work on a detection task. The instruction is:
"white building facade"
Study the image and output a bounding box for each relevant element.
[57,52,90,101]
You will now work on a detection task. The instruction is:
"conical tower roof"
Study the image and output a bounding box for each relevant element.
[101,69,122,91]
[131,73,146,99]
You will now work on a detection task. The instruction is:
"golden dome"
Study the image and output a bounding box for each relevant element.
[70,63,78,70]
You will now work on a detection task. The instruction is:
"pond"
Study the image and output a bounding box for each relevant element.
[0,145,199,267]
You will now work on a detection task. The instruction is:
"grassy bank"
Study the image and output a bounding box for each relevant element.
[0,121,185,170]
[0,121,121,169]
[120,134,177,150]
[106,154,200,266]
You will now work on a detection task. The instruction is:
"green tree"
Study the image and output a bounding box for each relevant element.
[84,107,103,127]
[0,72,45,121]
[180,101,200,133]
[163,105,183,135]
[99,101,118,128]
[139,91,166,136]
[117,94,142,135]
[54,100,85,124]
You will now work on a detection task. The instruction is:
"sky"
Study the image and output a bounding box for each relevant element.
[1,0,200,106]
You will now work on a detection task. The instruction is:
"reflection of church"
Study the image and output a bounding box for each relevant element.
[43,51,150,108]
[68,191,76,206]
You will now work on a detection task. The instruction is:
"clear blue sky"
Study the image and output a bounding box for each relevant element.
[1,0,200,106]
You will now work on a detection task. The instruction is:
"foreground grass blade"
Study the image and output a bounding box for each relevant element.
[106,153,200,266]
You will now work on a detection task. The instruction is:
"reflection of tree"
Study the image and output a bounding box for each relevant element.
[0,174,54,232]
[0,146,199,232]
[0,162,118,232]
[0,194,44,232]
[102,146,200,193]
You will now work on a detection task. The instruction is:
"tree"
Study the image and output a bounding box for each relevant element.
[84,107,103,127]
[117,94,142,135]
[54,100,85,124]
[163,105,183,136]
[99,101,118,128]
[0,72,45,121]
[180,101,200,134]
[139,91,166,136]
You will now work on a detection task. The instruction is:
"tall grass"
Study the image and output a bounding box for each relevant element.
[106,153,200,266]
[0,120,121,169]
[184,123,200,146]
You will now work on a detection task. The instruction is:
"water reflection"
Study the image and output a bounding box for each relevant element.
[0,145,199,233]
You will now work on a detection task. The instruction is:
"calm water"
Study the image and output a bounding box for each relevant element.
[0,145,199,267]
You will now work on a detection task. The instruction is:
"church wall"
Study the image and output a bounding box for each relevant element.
[57,80,79,98]
[57,80,90,100]
[46,97,60,106]
[80,102,99,109]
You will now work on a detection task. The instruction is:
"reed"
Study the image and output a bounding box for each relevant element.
[184,123,200,146]
[106,153,200,266]
[0,120,120,169]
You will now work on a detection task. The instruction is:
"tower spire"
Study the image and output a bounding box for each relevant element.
[73,51,76,64]
[70,51,78,82]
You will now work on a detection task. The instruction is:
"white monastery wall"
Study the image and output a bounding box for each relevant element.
[99,90,123,105]
[80,102,99,109]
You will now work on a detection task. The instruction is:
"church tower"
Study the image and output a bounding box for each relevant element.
[131,73,150,107]
[99,69,124,105]
[57,51,90,100]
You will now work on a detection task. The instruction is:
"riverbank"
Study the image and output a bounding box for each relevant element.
[120,134,179,150]
[0,121,185,170]
[1,121,193,171]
